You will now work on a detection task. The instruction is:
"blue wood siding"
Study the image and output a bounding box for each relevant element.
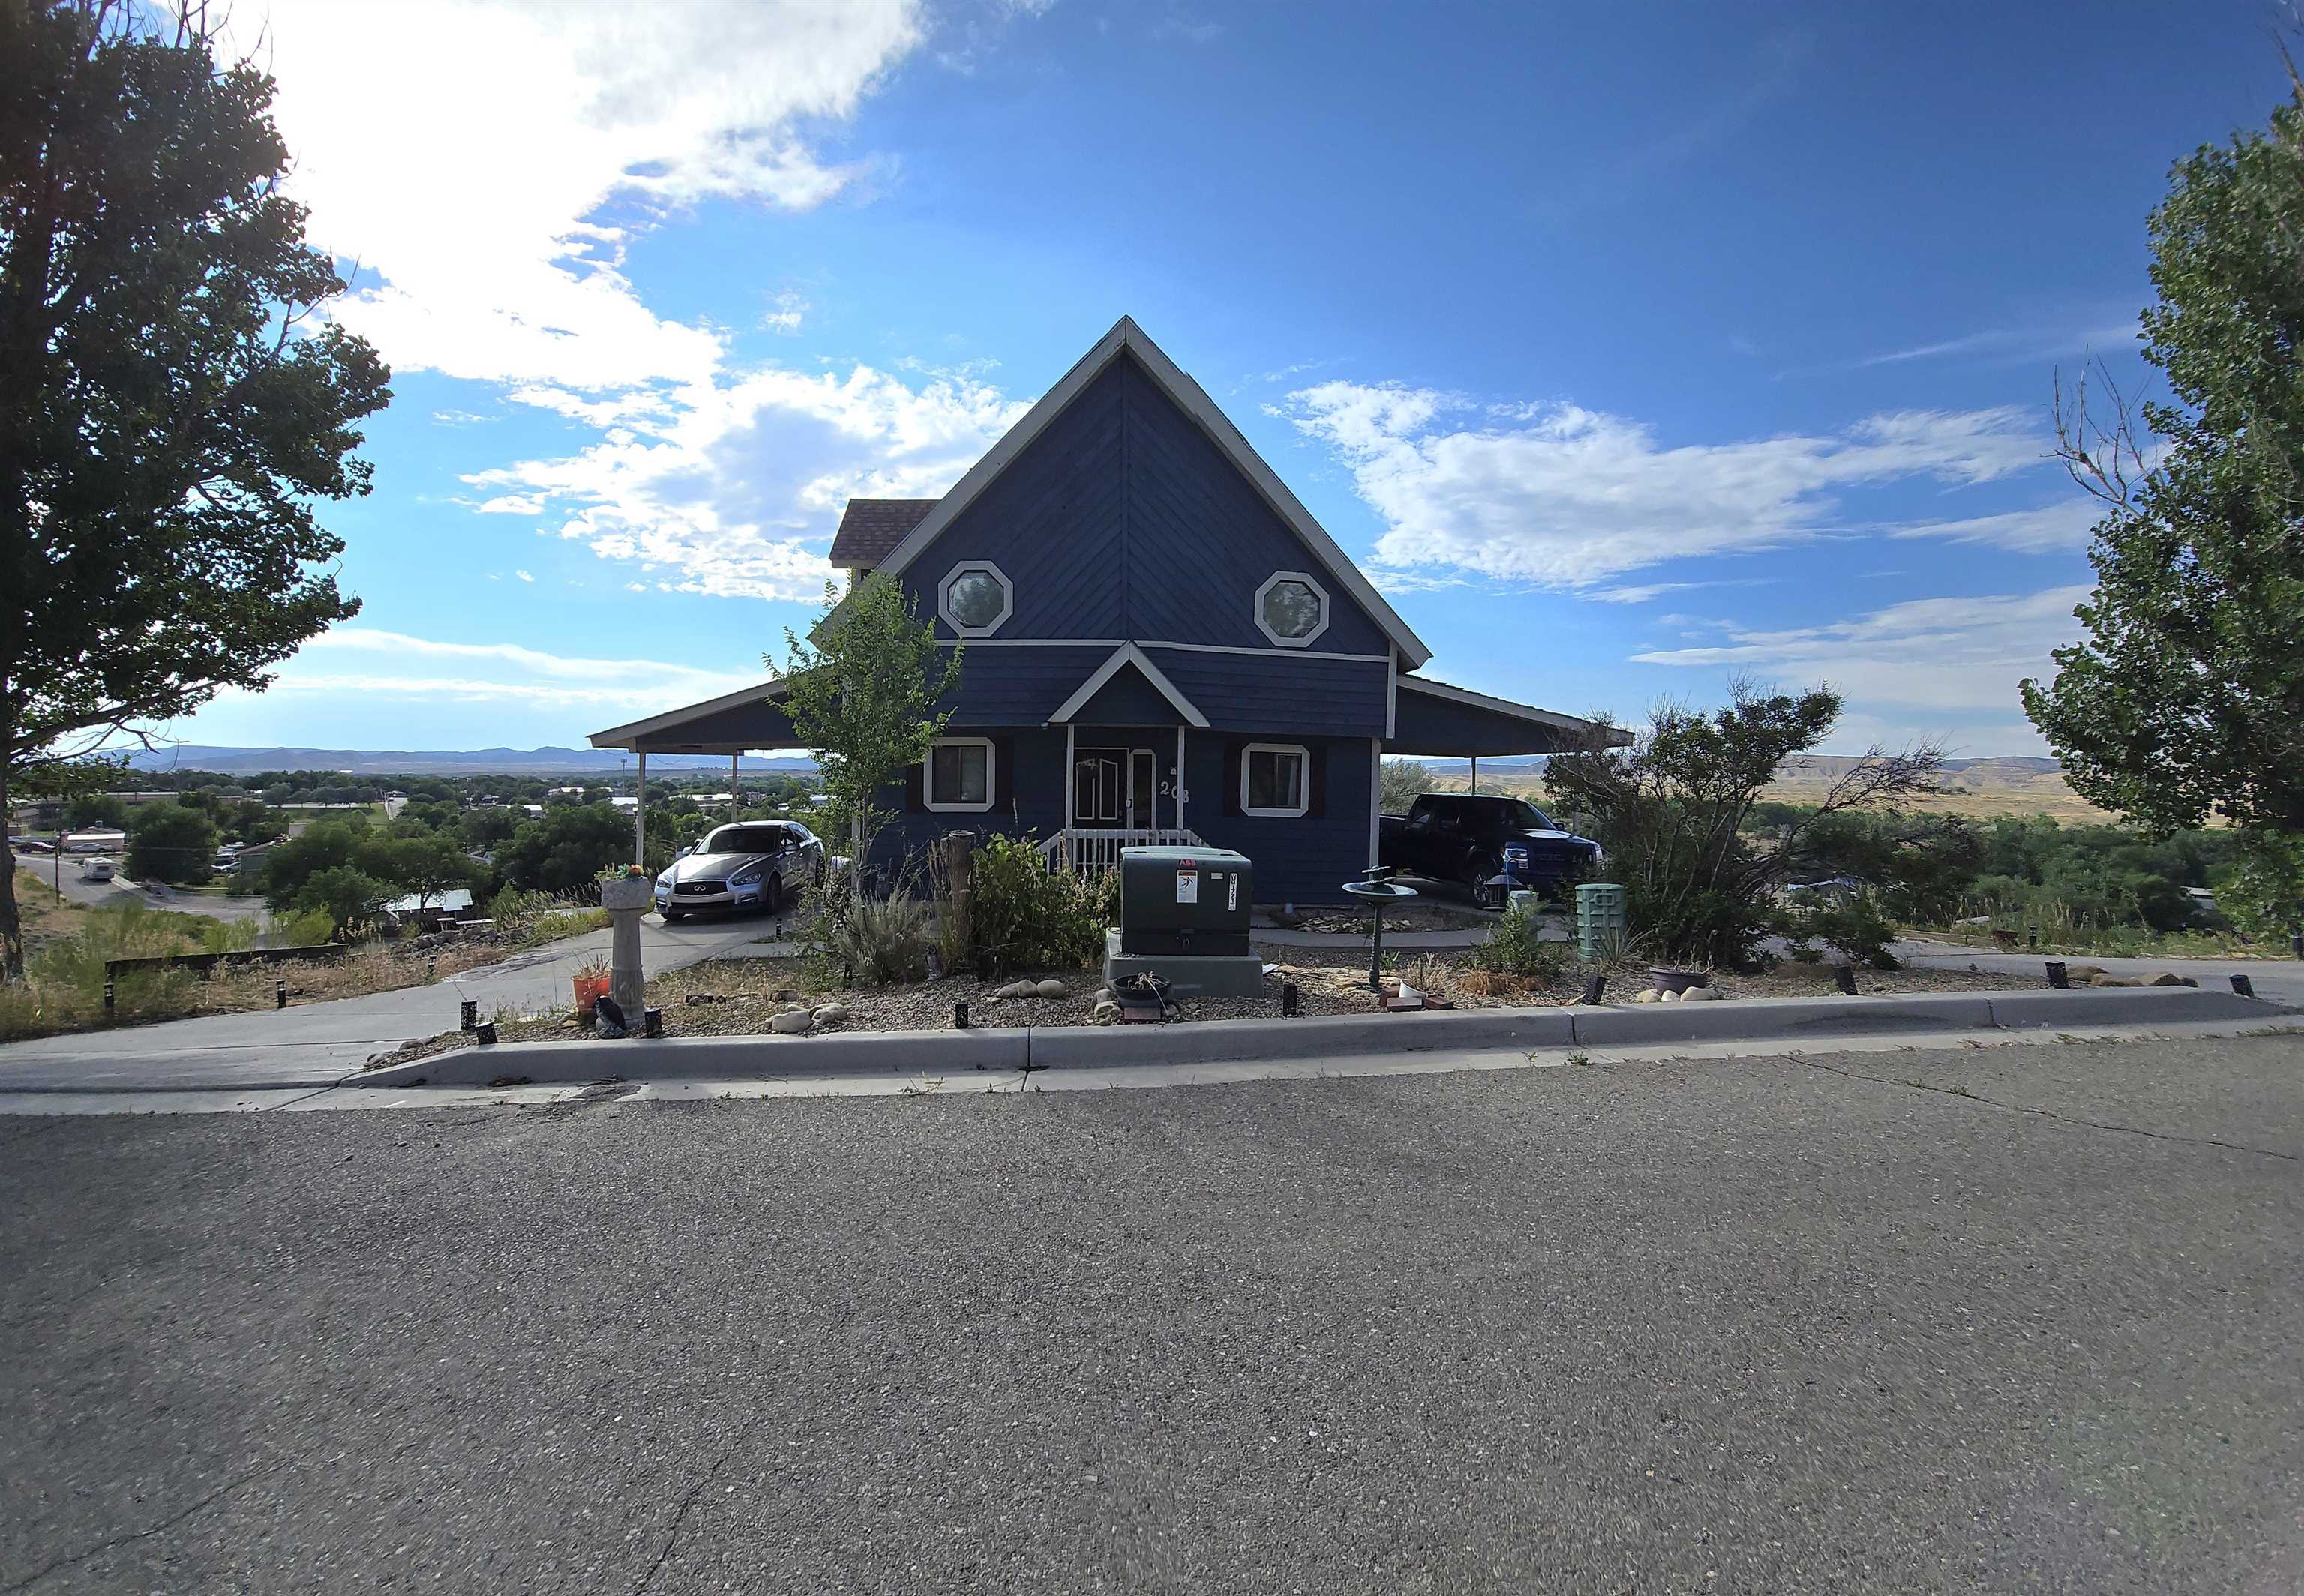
[1183,734,1375,905]
[901,362,1126,644]
[936,645,1112,727]
[1148,650,1388,738]
[1118,357,1391,657]
[866,728,1069,878]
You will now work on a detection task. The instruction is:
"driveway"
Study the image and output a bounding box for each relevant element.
[0,913,784,1092]
[2,1034,2299,1592]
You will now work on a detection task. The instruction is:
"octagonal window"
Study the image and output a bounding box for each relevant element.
[1255,571,1330,647]
[939,561,1013,637]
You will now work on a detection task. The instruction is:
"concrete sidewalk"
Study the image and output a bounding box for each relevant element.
[0,914,783,1093]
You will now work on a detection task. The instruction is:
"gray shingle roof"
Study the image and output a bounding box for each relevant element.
[829,498,940,569]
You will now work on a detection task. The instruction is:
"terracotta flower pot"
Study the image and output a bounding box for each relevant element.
[573,972,609,1019]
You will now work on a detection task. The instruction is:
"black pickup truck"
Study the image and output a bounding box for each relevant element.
[1378,794,1603,908]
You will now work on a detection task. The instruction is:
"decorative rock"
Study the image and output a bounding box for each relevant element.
[1035,978,1070,998]
[2092,976,2141,988]
[2066,964,2105,981]
[812,1001,850,1024]
[770,1008,815,1035]
[1093,1000,1121,1026]
[1658,988,1680,1003]
[1682,986,1721,1000]
[2147,972,2188,987]
[996,979,1039,1000]
[1632,989,1659,1004]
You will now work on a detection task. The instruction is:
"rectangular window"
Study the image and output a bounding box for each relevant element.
[1242,743,1310,818]
[926,738,994,812]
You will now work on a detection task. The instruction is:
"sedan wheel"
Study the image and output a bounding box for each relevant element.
[761,873,784,917]
[662,908,684,922]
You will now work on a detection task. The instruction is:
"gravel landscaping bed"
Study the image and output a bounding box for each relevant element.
[384,944,2024,1059]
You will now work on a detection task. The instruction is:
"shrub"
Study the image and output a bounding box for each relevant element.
[1779,895,1900,970]
[799,866,932,986]
[1471,902,1575,985]
[969,835,1115,974]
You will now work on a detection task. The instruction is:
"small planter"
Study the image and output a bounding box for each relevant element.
[599,876,654,913]
[572,972,609,1021]
[1648,967,1709,997]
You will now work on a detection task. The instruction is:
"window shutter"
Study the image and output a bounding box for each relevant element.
[904,760,926,814]
[1306,743,1328,820]
[1222,741,1243,818]
[993,736,1014,814]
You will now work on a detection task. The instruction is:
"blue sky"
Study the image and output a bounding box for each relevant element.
[176,0,2288,757]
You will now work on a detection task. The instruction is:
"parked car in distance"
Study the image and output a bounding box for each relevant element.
[653,820,826,920]
[1379,794,1601,908]
[14,837,54,854]
[79,856,117,883]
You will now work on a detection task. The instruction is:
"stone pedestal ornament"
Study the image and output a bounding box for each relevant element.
[600,874,655,1024]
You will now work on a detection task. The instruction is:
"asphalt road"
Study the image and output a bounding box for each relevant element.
[4,1035,2300,1593]
[10,848,270,922]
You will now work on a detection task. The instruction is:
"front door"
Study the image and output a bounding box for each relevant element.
[1074,747,1124,827]
[1076,746,1162,829]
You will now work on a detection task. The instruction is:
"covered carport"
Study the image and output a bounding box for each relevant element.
[1386,675,1630,788]
[590,680,800,865]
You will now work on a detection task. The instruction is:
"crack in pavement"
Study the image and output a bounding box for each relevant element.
[2,1464,274,1594]
[1788,1054,2300,1162]
[631,1414,760,1594]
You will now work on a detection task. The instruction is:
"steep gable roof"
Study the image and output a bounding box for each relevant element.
[858,317,1432,668]
[829,498,939,570]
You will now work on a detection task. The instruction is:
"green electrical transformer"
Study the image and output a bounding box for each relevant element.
[1106,845,1265,998]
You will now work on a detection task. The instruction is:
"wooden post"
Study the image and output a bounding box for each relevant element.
[1064,722,1076,864]
[730,753,740,819]
[940,831,976,959]
[633,749,646,868]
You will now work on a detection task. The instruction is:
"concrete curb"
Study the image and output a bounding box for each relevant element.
[356,1028,1033,1088]
[347,986,2290,1089]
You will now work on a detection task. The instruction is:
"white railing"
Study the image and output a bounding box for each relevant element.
[1036,828,1205,872]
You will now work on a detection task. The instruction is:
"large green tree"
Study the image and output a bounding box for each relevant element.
[776,574,962,866]
[124,800,218,886]
[2020,81,2304,842]
[0,1,391,976]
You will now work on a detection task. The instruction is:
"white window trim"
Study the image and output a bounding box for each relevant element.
[1254,570,1330,649]
[1240,742,1312,818]
[938,560,1014,638]
[925,736,997,812]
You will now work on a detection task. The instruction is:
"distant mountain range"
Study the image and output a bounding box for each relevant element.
[122,746,818,776]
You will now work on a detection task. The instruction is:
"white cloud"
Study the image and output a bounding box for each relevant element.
[464,363,1029,601]
[1628,585,2091,716]
[238,0,1052,603]
[1888,500,2102,554]
[252,0,924,390]
[763,289,810,334]
[1280,380,2062,589]
[514,569,535,583]
[275,628,764,711]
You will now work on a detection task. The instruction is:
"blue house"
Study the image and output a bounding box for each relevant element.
[592,319,1622,904]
